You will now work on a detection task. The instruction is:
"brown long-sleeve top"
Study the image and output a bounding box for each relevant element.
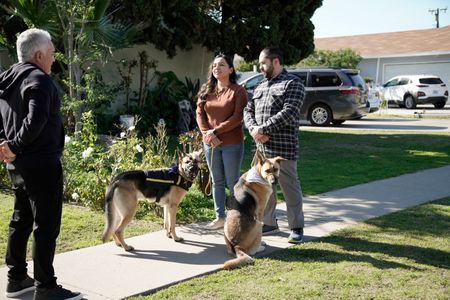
[196,83,248,145]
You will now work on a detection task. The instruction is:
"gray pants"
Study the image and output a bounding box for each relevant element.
[263,159,305,229]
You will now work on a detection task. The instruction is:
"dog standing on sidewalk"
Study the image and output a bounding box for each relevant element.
[101,149,202,251]
[223,151,285,269]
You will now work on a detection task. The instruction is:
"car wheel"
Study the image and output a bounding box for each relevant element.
[434,102,446,109]
[309,104,332,126]
[404,95,416,109]
[331,120,345,125]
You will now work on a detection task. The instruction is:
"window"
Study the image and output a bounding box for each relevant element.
[385,78,399,87]
[419,77,443,84]
[398,78,409,85]
[348,74,365,89]
[244,75,263,90]
[310,72,342,87]
[291,72,307,84]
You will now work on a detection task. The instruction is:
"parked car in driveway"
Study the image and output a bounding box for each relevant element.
[239,67,369,126]
[379,75,448,109]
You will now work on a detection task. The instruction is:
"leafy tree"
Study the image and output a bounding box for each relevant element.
[109,0,205,57]
[297,48,362,69]
[201,0,323,65]
[109,1,322,64]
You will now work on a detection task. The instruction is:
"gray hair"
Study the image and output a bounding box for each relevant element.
[16,28,53,62]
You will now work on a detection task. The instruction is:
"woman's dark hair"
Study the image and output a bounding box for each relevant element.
[196,54,237,104]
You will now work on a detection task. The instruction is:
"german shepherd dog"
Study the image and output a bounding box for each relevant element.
[223,151,285,269]
[101,149,202,251]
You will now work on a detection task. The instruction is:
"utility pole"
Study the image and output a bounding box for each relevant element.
[429,7,447,28]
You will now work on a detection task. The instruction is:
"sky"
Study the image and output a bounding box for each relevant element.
[312,0,450,38]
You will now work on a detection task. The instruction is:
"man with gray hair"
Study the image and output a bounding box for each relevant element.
[0,28,82,300]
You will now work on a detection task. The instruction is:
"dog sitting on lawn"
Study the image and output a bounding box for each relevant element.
[101,149,202,251]
[223,150,285,269]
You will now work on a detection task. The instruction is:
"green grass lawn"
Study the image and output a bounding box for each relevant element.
[132,197,450,299]
[1,129,450,299]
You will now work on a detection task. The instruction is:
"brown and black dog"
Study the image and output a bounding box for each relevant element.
[101,149,202,251]
[223,151,285,269]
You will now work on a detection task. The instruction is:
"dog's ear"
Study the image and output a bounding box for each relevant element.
[193,148,203,159]
[196,148,203,155]
[273,156,286,164]
[256,150,266,164]
[177,148,184,161]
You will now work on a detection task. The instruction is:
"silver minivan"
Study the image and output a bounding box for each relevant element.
[239,68,368,126]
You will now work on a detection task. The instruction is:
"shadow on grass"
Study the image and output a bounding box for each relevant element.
[268,198,450,270]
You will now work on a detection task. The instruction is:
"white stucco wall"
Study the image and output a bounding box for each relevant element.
[99,43,214,112]
[102,44,212,91]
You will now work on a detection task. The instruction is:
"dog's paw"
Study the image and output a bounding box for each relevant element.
[174,236,184,242]
[124,245,135,252]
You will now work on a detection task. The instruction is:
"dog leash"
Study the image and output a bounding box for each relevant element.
[204,147,213,196]
[251,143,267,167]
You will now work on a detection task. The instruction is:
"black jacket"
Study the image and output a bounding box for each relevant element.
[0,62,64,169]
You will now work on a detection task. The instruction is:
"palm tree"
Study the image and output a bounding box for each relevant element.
[5,0,140,131]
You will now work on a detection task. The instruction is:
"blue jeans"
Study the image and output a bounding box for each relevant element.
[204,143,244,218]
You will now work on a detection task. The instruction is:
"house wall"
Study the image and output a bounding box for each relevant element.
[358,53,450,86]
[101,43,214,112]
[102,44,212,91]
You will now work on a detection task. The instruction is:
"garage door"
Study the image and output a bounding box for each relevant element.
[384,61,450,85]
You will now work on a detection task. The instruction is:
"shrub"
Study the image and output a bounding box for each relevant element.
[61,111,214,222]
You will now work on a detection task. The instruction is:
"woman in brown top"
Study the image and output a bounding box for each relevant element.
[196,54,248,229]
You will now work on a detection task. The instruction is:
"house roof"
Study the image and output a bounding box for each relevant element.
[314,25,450,58]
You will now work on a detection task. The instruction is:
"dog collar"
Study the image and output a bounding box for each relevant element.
[245,167,271,186]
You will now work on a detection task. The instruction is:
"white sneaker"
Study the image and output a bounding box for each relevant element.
[206,218,225,230]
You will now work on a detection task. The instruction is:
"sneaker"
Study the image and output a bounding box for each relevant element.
[262,224,279,235]
[206,217,225,230]
[34,285,82,300]
[288,228,304,244]
[6,275,35,298]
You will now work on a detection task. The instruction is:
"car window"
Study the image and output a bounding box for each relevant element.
[291,72,307,85]
[398,78,409,85]
[244,75,263,90]
[310,72,342,87]
[419,77,443,84]
[348,74,365,89]
[385,78,399,87]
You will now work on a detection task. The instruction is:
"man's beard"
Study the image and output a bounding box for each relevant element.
[262,64,274,79]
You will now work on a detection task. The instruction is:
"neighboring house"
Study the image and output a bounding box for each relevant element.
[314,25,450,86]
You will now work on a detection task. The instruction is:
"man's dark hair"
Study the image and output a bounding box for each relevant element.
[261,47,284,65]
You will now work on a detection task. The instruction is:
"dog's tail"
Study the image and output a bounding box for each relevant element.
[223,246,255,270]
[101,181,118,243]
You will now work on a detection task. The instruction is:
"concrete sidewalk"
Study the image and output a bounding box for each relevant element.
[2,165,450,299]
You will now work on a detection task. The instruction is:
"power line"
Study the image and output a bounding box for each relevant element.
[429,7,447,28]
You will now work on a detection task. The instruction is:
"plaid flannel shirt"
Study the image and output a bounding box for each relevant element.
[244,69,305,160]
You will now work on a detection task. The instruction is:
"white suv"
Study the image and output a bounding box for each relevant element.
[380,75,448,109]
